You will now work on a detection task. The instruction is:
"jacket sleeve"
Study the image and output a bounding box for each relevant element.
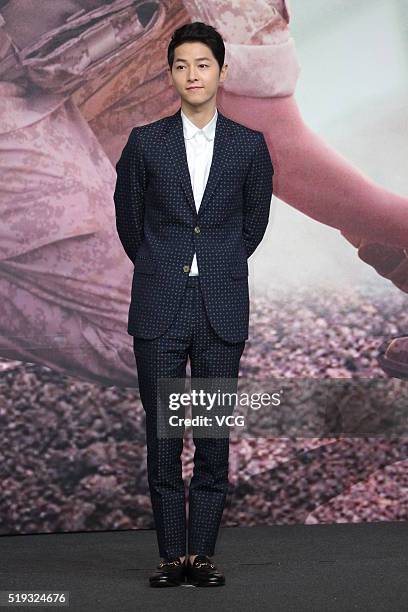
[113,127,147,264]
[242,133,274,258]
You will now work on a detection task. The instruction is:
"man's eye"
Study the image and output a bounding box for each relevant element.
[176,64,209,69]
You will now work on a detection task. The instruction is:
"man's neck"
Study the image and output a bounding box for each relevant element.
[180,103,217,129]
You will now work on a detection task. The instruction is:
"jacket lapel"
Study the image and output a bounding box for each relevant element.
[162,107,235,217]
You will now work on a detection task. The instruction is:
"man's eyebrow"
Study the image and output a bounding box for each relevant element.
[174,57,212,62]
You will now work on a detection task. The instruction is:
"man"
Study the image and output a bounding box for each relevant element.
[113,21,273,587]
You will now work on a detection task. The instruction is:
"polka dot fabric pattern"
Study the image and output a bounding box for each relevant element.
[113,107,274,343]
[133,275,246,559]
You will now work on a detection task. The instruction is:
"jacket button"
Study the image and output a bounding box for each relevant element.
[183,264,190,273]
[194,226,200,234]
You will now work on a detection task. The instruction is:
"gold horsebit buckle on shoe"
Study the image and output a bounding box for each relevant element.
[158,559,182,569]
[194,560,215,569]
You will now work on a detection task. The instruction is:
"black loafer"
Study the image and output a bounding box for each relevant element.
[149,558,186,587]
[185,555,225,587]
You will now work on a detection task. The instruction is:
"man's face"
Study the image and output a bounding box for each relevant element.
[169,41,227,108]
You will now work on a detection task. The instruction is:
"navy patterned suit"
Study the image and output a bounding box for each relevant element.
[114,107,273,560]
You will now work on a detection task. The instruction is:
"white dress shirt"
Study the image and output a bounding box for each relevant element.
[181,107,218,276]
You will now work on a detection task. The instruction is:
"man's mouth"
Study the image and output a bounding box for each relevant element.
[187,86,203,90]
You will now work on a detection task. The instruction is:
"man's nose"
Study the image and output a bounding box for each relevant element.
[187,67,199,80]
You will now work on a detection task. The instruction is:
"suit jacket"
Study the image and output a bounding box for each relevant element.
[113,107,273,343]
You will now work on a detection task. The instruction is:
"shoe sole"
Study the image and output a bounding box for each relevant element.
[186,578,225,587]
[149,580,184,587]
[188,582,225,587]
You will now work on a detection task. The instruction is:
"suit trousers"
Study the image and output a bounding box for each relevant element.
[132,275,246,560]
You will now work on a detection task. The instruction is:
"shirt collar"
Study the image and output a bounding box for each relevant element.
[181,108,218,141]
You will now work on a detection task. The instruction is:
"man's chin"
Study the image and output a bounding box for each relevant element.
[180,94,214,106]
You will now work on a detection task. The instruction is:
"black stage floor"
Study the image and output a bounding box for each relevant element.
[1,522,407,611]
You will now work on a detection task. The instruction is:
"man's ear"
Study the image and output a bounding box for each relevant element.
[220,63,228,85]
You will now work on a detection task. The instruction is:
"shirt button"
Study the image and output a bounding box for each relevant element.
[183,264,190,273]
[194,226,200,234]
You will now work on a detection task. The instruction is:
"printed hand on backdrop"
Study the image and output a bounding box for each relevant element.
[341,232,408,294]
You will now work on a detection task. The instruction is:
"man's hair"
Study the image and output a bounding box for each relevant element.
[167,21,225,73]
